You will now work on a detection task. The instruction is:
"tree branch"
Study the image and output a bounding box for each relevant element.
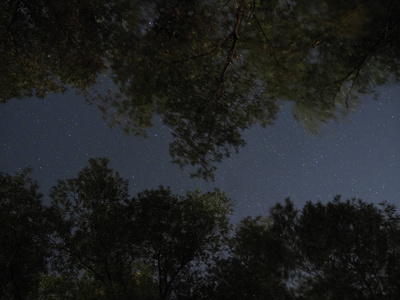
[211,0,246,105]
[173,35,231,64]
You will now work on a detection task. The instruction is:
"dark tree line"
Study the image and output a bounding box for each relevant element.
[1,0,400,179]
[1,158,399,299]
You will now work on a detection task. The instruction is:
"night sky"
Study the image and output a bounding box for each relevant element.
[1,82,399,224]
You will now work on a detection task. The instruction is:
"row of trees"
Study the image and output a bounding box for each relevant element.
[1,158,399,299]
[2,0,400,179]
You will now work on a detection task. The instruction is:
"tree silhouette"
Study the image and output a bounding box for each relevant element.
[2,0,400,179]
[205,197,400,299]
[0,170,53,300]
[0,0,134,101]
[1,160,399,299]
[293,197,400,299]
[48,158,233,299]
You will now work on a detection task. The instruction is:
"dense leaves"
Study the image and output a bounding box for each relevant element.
[2,0,400,179]
[204,197,400,299]
[0,170,53,300]
[294,197,400,299]
[0,0,129,100]
[48,158,133,299]
[202,216,292,299]
[1,160,400,299]
[47,158,232,299]
[130,187,232,299]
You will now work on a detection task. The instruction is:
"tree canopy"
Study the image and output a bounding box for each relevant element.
[0,170,53,300]
[46,158,233,299]
[2,0,400,178]
[204,197,400,299]
[1,159,399,299]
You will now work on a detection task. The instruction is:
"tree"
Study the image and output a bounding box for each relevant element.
[0,0,129,101]
[48,158,233,299]
[103,0,280,180]
[204,197,400,299]
[48,157,142,299]
[0,169,52,300]
[2,159,400,299]
[94,0,400,177]
[293,197,400,299]
[200,198,297,300]
[2,0,400,179]
[128,186,233,299]
[202,216,293,300]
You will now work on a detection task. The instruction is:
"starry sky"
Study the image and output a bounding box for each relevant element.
[1,83,399,224]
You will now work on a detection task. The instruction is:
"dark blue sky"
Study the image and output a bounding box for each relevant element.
[1,84,399,223]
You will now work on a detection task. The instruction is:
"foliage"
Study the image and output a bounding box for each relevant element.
[206,197,400,299]
[1,160,400,299]
[293,197,400,299]
[0,170,52,300]
[101,0,400,177]
[48,157,135,299]
[128,187,233,299]
[0,0,135,101]
[201,216,292,299]
[48,158,233,299]
[2,0,400,178]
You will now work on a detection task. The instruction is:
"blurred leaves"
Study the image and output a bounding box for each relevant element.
[2,0,400,178]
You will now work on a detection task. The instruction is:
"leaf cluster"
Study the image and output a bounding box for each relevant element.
[204,197,400,299]
[1,159,229,299]
[2,0,400,179]
[2,159,400,299]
